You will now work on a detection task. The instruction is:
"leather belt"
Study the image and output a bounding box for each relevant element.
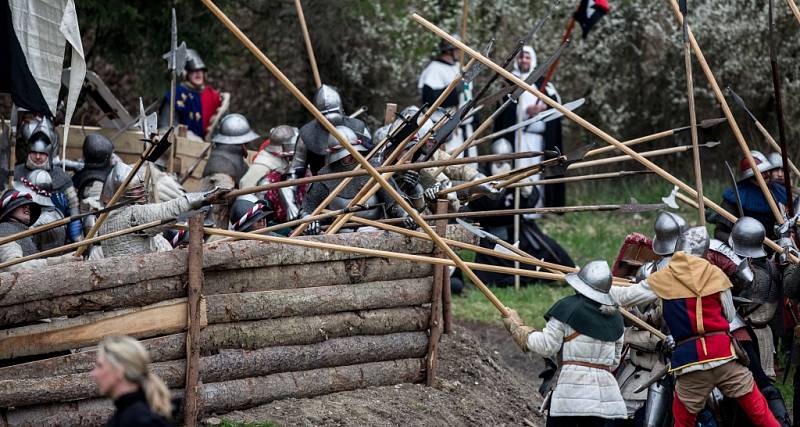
[562,361,612,372]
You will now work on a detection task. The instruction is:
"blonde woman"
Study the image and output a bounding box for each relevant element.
[91,336,173,426]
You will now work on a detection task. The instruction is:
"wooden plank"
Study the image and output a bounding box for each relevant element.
[184,214,204,427]
[439,201,454,334]
[0,298,208,360]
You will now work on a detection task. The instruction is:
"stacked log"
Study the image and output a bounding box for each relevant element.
[0,227,473,426]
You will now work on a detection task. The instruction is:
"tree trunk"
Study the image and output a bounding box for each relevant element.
[3,359,424,426]
[0,332,428,407]
[0,307,430,380]
[206,278,432,323]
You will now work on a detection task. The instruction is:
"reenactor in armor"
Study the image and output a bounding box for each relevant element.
[611,227,780,427]
[239,125,301,222]
[228,195,275,233]
[613,212,686,426]
[14,117,82,243]
[71,133,116,211]
[289,85,371,179]
[160,49,224,139]
[13,170,67,252]
[503,261,628,425]
[299,126,415,235]
[201,113,259,191]
[0,190,78,272]
[98,162,227,258]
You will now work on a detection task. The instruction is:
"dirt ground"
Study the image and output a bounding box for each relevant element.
[210,321,547,426]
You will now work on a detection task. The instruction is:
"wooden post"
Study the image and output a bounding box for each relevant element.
[384,103,397,126]
[425,201,445,385]
[435,200,453,334]
[184,214,204,427]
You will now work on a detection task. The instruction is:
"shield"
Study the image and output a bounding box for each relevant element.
[611,232,659,278]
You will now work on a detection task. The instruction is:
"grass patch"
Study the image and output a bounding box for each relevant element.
[453,283,573,329]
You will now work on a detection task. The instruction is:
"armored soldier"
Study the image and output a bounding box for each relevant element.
[160,49,224,139]
[13,170,67,251]
[503,261,627,425]
[289,85,371,179]
[610,227,780,427]
[239,125,301,222]
[229,195,275,233]
[202,113,260,190]
[0,190,78,272]
[14,117,82,242]
[71,133,116,210]
[98,162,226,258]
[299,126,414,234]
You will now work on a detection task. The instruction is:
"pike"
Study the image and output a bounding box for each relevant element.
[680,0,706,225]
[0,218,175,270]
[202,0,513,317]
[768,0,795,221]
[431,39,570,180]
[294,0,321,88]
[665,0,784,225]
[568,141,719,170]
[584,117,726,158]
[0,199,138,247]
[410,15,798,262]
[505,170,654,189]
[788,0,800,25]
[728,87,800,179]
[470,98,585,146]
[76,101,173,257]
[436,155,566,198]
[224,151,546,199]
[163,8,187,174]
[295,56,482,236]
[725,161,745,217]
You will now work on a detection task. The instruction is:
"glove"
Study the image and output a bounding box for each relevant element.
[472,180,501,198]
[657,335,675,356]
[502,308,535,351]
[185,188,231,208]
[67,219,83,242]
[402,215,419,230]
[424,183,442,201]
[400,170,420,188]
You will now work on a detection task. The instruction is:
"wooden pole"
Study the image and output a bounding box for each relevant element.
[426,199,448,384]
[506,170,653,188]
[585,129,677,158]
[0,219,172,270]
[665,0,782,224]
[752,120,800,178]
[568,144,705,170]
[787,0,800,24]
[410,14,796,260]
[513,128,521,290]
[184,214,204,427]
[294,0,321,88]
[618,307,667,340]
[681,6,706,225]
[459,0,469,67]
[225,151,541,199]
[202,1,511,316]
[437,201,454,334]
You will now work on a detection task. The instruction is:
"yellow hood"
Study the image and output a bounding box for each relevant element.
[647,252,732,300]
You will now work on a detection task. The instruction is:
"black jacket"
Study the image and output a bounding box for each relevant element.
[106,390,172,427]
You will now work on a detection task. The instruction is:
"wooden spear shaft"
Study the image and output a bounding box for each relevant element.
[0,219,173,270]
[294,0,321,88]
[203,1,510,315]
[294,59,473,236]
[787,0,800,25]
[752,120,800,178]
[666,0,783,224]
[682,6,706,225]
[411,14,796,260]
[216,205,375,242]
[568,145,700,170]
[437,162,544,196]
[506,170,653,188]
[459,0,469,67]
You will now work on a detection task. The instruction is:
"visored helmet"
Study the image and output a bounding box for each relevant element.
[675,226,710,257]
[314,84,343,124]
[326,126,366,164]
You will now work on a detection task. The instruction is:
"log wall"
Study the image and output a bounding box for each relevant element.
[0,226,473,426]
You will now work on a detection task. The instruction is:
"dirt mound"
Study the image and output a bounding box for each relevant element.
[210,321,547,426]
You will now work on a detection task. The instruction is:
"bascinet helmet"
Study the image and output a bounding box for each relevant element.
[314,84,344,124]
[564,260,615,306]
[674,226,710,257]
[82,134,114,168]
[185,49,207,72]
[13,170,55,207]
[101,161,147,204]
[266,125,299,158]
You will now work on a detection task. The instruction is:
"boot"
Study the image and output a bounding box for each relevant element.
[760,384,791,427]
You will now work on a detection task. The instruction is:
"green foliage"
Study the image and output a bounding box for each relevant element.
[218,419,279,427]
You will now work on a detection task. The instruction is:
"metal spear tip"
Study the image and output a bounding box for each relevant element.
[455,218,491,240]
[699,117,726,128]
[701,140,721,148]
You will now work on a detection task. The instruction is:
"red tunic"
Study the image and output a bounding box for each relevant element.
[200,85,222,136]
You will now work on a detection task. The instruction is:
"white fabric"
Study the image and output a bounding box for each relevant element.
[526,318,627,419]
[59,0,85,171]
[99,197,191,258]
[239,151,288,189]
[10,0,69,116]
[417,60,459,91]
[0,242,48,272]
[753,325,776,378]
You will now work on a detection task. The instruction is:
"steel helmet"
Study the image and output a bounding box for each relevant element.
[82,134,114,168]
[212,113,260,145]
[229,194,274,232]
[185,49,207,72]
[101,161,147,204]
[326,126,366,164]
[739,150,777,181]
[314,84,344,124]
[652,212,688,255]
[564,260,615,306]
[0,190,41,224]
[674,226,710,257]
[729,216,767,258]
